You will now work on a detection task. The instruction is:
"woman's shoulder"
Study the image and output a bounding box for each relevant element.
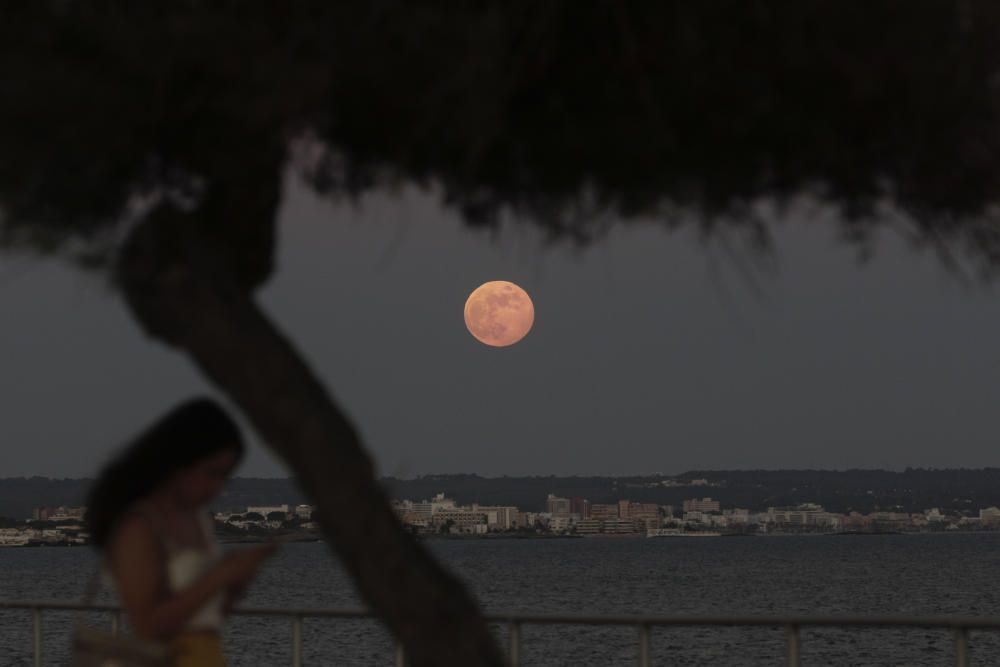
[109,507,160,549]
[105,509,168,586]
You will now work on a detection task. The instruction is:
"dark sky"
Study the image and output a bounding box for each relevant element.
[3,173,999,478]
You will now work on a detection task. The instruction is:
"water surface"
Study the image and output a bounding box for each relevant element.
[2,534,999,665]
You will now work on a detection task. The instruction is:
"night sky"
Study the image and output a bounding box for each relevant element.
[3,172,999,478]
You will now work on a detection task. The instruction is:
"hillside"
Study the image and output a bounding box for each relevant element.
[3,469,1000,519]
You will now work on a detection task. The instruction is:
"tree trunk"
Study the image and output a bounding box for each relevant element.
[116,212,505,667]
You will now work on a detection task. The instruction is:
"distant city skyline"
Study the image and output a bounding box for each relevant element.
[7,467,1000,522]
[2,179,1000,478]
[13,490,1000,544]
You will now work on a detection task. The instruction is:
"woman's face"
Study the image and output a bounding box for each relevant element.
[168,447,238,508]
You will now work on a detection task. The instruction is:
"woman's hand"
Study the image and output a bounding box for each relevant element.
[109,514,279,640]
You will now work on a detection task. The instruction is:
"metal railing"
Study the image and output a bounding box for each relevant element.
[2,600,997,667]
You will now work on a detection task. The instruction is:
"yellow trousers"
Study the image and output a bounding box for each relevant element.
[171,631,227,667]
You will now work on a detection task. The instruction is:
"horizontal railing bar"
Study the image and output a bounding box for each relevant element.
[0,601,121,612]
[4,600,1000,631]
[481,614,1000,630]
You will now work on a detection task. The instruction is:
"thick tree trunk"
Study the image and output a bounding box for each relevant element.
[116,213,505,667]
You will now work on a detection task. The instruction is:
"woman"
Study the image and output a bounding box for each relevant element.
[86,398,276,667]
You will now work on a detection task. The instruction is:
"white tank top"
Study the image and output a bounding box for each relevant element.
[163,513,225,631]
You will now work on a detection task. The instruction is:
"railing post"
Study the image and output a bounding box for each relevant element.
[637,623,651,667]
[785,624,800,667]
[32,607,41,667]
[395,640,405,667]
[291,614,302,667]
[954,627,969,667]
[508,621,521,667]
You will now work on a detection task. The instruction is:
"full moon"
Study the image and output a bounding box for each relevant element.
[464,281,535,347]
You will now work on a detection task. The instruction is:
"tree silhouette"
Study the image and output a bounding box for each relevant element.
[2,2,1000,664]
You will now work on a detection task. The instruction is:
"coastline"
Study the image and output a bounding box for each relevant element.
[1,528,989,548]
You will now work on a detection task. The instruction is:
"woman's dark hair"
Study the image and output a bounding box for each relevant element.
[86,397,244,549]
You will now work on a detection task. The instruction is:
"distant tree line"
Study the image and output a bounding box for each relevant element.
[678,468,1000,513]
[4,470,1000,519]
[383,470,1000,514]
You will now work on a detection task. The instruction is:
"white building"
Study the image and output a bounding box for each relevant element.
[723,508,750,525]
[980,507,1000,524]
[431,509,487,529]
[470,505,519,530]
[547,494,571,518]
[683,498,720,513]
[575,519,604,535]
[768,504,841,529]
[33,506,86,522]
[247,505,289,517]
[548,516,572,533]
[0,528,30,546]
[411,493,457,518]
[603,518,638,534]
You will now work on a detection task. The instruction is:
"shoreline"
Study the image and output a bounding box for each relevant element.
[1,529,994,548]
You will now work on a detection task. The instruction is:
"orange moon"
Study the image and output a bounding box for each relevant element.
[464,281,535,347]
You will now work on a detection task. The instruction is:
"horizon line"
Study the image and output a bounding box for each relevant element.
[5,466,1000,481]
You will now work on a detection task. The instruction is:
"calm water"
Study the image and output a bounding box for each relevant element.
[2,533,1000,666]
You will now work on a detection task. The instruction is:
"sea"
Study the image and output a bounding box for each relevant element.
[2,533,1000,666]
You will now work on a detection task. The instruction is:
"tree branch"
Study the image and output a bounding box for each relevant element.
[116,209,504,667]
